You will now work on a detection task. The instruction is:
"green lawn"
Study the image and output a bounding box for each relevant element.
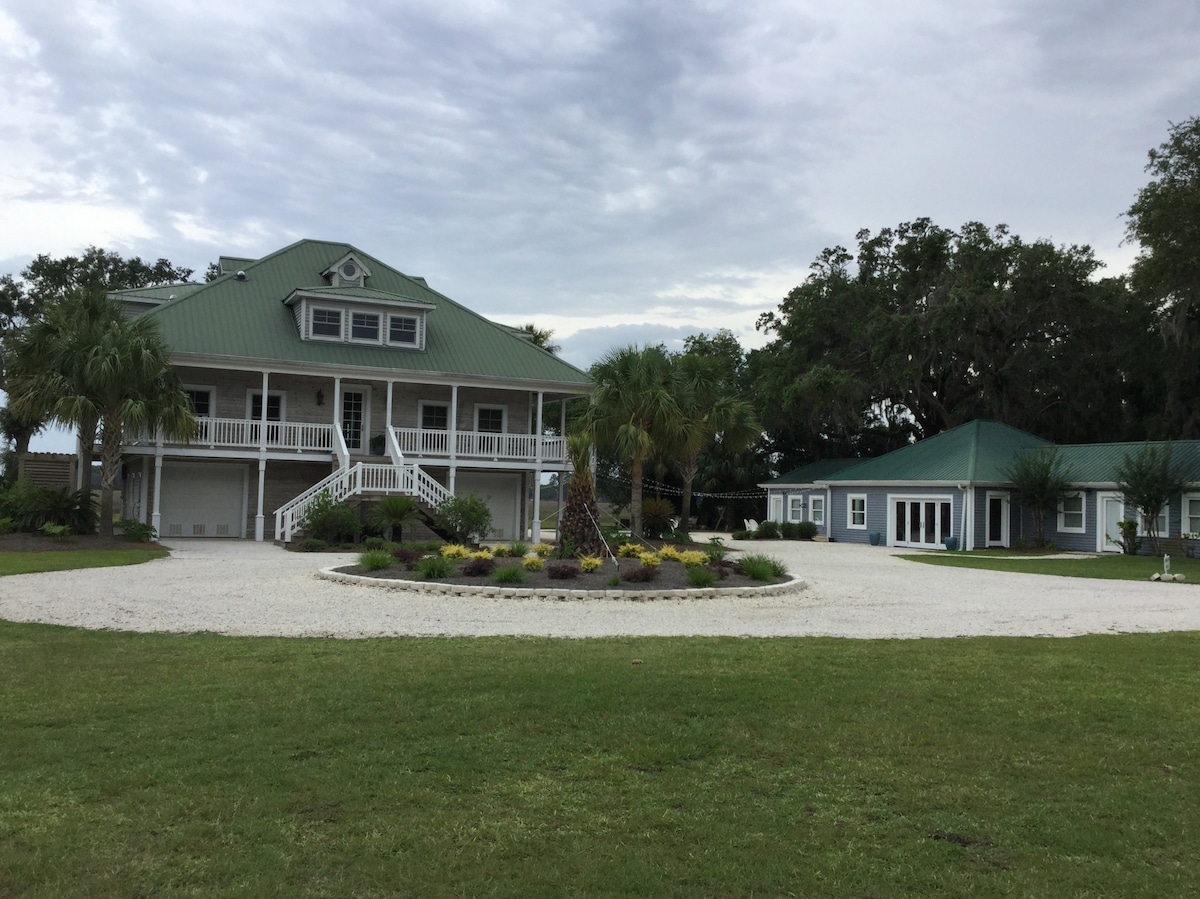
[0,549,168,576]
[2,624,1199,897]
[900,550,1200,582]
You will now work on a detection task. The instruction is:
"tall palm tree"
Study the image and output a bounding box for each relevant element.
[8,289,195,537]
[667,354,761,534]
[583,344,682,539]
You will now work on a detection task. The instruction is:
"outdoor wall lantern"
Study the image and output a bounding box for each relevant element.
[316,388,325,406]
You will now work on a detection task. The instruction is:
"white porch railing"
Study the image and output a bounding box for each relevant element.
[273,461,452,542]
[390,427,566,463]
[133,417,336,452]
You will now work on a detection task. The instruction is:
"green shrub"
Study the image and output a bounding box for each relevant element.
[362,536,387,551]
[796,521,818,540]
[0,516,15,535]
[358,549,394,571]
[705,538,729,562]
[507,540,530,557]
[621,565,659,583]
[493,564,526,584]
[300,491,361,544]
[416,555,453,579]
[522,555,544,572]
[116,519,156,542]
[730,529,752,541]
[738,553,788,581]
[435,494,493,544]
[40,522,71,541]
[606,574,621,587]
[780,522,800,539]
[1,481,96,534]
[370,495,419,542]
[687,566,718,588]
[754,520,781,539]
[298,538,328,553]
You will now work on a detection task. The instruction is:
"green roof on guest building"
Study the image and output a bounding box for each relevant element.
[822,420,1053,485]
[110,239,591,391]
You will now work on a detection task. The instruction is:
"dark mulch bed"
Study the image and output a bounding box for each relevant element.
[0,532,168,553]
[336,556,788,592]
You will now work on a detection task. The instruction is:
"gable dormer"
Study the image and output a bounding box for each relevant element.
[323,253,373,289]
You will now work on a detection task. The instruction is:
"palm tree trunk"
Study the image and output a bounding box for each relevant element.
[630,453,645,539]
[98,416,123,538]
[679,454,698,536]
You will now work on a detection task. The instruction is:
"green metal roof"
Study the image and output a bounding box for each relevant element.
[824,420,1053,484]
[289,286,436,308]
[765,458,864,486]
[114,239,591,389]
[1051,440,1200,484]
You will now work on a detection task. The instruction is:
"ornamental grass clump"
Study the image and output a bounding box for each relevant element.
[491,544,511,557]
[532,542,554,558]
[468,549,493,560]
[493,564,526,584]
[687,566,718,588]
[678,550,709,567]
[416,555,454,579]
[658,545,683,561]
[441,544,471,560]
[358,549,395,571]
[507,540,530,557]
[522,555,545,572]
[738,553,788,581]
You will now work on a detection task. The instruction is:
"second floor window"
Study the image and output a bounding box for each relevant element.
[422,404,448,430]
[351,312,380,341]
[312,308,341,338]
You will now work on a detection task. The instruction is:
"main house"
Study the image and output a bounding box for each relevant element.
[111,239,592,542]
[762,420,1200,552]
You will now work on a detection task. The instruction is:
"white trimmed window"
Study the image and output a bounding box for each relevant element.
[389,314,418,345]
[476,406,505,433]
[421,402,449,430]
[183,387,213,418]
[311,307,342,339]
[1142,506,1169,540]
[810,496,825,527]
[788,496,804,522]
[351,311,380,342]
[1058,493,1085,533]
[1184,493,1200,536]
[848,494,867,529]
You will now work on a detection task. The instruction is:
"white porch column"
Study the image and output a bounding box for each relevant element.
[385,380,394,445]
[140,456,150,525]
[255,372,269,540]
[151,451,164,537]
[449,384,459,494]
[532,391,544,542]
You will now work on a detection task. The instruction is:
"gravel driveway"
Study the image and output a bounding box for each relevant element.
[1,537,1198,638]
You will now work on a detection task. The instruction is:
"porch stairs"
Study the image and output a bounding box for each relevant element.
[273,431,451,543]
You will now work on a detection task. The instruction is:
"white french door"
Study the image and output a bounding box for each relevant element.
[891,497,953,548]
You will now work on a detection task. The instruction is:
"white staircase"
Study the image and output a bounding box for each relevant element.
[273,430,452,542]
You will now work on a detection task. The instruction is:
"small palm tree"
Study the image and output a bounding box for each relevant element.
[371,495,419,542]
[559,433,603,555]
[9,289,196,537]
[583,345,683,539]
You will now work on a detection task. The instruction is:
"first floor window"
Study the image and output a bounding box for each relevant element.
[184,388,212,417]
[1185,494,1200,535]
[477,407,505,433]
[848,495,867,528]
[810,496,825,527]
[788,496,804,522]
[1058,493,1084,533]
[312,308,341,338]
[1142,507,1169,539]
[421,403,448,430]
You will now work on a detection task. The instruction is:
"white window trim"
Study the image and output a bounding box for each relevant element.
[847,494,867,530]
[788,495,804,523]
[474,404,507,433]
[1142,506,1169,540]
[350,310,382,343]
[419,400,450,431]
[310,305,343,341]
[182,384,216,418]
[809,496,825,527]
[1183,492,1200,537]
[1057,492,1085,534]
[386,312,423,348]
[246,390,287,422]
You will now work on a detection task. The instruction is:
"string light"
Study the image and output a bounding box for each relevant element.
[593,471,766,500]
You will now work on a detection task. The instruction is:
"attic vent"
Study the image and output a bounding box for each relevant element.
[341,261,359,280]
[235,271,247,281]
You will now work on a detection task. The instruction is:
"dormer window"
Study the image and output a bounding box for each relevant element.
[312,308,342,338]
[389,315,418,345]
[285,282,433,350]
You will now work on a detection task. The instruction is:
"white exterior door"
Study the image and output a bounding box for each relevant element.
[769,495,784,523]
[890,496,952,548]
[1098,492,1124,552]
[159,462,247,538]
[986,491,1009,548]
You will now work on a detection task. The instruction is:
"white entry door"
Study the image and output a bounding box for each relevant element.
[1098,492,1124,552]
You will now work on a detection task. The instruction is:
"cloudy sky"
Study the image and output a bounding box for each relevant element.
[3,0,1199,451]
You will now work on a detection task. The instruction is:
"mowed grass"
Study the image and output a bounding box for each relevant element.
[900,550,1200,582]
[2,625,1199,897]
[0,549,168,576]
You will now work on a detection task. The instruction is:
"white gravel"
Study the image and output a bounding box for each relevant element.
[1,537,1198,639]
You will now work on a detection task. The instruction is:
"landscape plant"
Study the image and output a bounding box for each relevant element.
[299,490,360,544]
[117,518,156,542]
[358,549,394,571]
[369,495,419,543]
[416,555,453,579]
[738,553,788,581]
[579,554,603,573]
[435,493,492,544]
[493,564,526,584]
[687,566,718,587]
[1002,447,1074,549]
[558,433,605,556]
[1115,443,1187,554]
[522,555,544,572]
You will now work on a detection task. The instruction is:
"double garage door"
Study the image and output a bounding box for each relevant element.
[159,462,247,538]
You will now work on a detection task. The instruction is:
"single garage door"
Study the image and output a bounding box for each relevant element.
[159,462,248,538]
[455,472,521,541]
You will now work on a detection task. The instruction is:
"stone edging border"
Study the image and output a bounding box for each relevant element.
[318,567,806,601]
